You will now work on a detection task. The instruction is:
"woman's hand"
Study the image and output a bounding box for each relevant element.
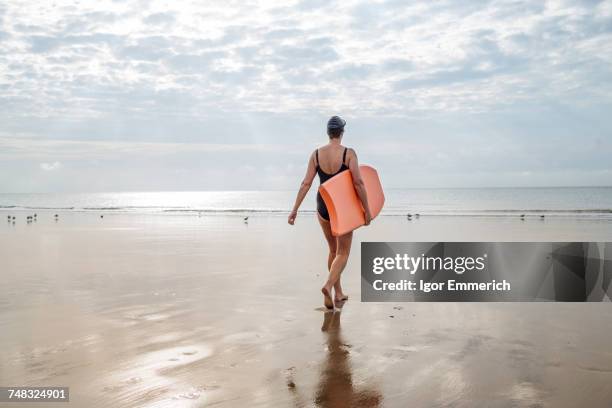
[288,209,298,225]
[364,209,372,226]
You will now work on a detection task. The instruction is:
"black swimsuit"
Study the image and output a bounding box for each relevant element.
[316,147,349,221]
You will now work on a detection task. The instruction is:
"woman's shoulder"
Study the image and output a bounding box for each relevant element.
[345,146,357,156]
[314,144,355,155]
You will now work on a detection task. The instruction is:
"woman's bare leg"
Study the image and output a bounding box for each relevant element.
[317,215,350,302]
[318,214,337,309]
[322,231,353,303]
[334,272,348,301]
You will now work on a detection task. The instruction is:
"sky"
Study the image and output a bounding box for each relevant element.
[1,0,611,192]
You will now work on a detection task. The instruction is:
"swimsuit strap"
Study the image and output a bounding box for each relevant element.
[342,147,348,165]
[315,149,319,167]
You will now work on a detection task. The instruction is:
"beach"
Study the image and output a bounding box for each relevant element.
[1,211,612,407]
[2,0,612,405]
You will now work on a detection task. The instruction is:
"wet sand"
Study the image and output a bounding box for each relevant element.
[1,212,612,407]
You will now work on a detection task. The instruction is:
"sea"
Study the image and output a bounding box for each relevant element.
[1,187,612,218]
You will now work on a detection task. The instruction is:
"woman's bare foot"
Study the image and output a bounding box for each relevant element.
[334,293,349,302]
[321,286,334,309]
[334,297,346,309]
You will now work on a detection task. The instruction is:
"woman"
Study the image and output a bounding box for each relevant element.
[288,116,372,309]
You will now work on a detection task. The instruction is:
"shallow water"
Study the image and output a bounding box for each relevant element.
[2,187,612,216]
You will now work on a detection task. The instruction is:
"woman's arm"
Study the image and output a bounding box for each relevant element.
[288,151,317,225]
[347,148,372,225]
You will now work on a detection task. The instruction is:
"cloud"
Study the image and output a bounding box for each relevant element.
[3,0,611,117]
[0,1,611,190]
[0,136,303,160]
[40,161,62,171]
[143,12,176,26]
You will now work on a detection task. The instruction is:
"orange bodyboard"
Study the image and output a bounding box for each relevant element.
[318,165,384,236]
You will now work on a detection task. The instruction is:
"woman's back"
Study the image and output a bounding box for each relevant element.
[316,144,348,175]
[315,144,349,221]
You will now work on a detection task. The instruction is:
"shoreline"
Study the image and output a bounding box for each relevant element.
[3,208,612,218]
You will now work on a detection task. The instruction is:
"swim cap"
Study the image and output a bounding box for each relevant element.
[327,115,346,130]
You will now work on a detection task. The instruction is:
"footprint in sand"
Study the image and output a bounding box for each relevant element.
[102,377,142,392]
[284,366,297,389]
[174,391,201,400]
[172,385,220,401]
[101,346,212,396]
[167,349,199,361]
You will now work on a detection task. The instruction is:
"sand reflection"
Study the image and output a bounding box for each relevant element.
[315,311,382,408]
